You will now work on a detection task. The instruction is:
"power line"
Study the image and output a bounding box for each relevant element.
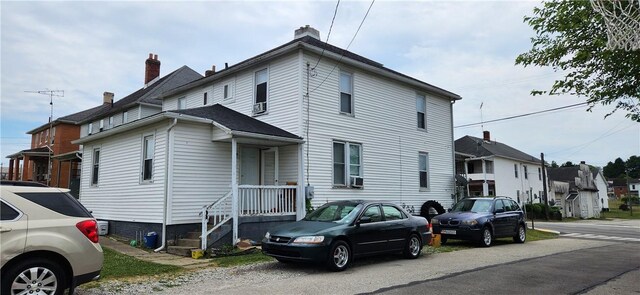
[310,0,375,94]
[312,0,341,70]
[454,102,588,128]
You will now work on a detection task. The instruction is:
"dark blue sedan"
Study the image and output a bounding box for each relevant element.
[431,197,526,247]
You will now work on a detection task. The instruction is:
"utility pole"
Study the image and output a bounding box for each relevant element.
[541,153,549,220]
[25,90,64,186]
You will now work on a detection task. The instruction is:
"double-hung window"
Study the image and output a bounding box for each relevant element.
[416,94,426,129]
[91,148,100,186]
[254,69,268,114]
[178,97,186,110]
[514,164,519,178]
[419,152,429,189]
[339,71,353,114]
[142,135,154,181]
[332,141,362,187]
[524,165,528,179]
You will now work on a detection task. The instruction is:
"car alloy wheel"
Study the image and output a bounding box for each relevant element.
[481,227,492,247]
[514,225,526,243]
[327,241,350,271]
[2,258,65,295]
[404,234,422,259]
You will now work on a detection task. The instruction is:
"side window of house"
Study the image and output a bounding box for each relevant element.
[524,165,528,179]
[99,119,104,131]
[178,97,186,110]
[203,92,208,106]
[88,122,93,134]
[339,71,353,115]
[332,141,362,187]
[123,111,128,124]
[419,152,429,189]
[91,148,100,186]
[142,135,154,181]
[416,93,426,129]
[254,69,268,114]
[514,164,518,178]
[224,83,233,100]
[109,116,114,128]
[538,167,542,180]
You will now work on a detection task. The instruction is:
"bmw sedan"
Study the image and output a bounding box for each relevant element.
[262,200,432,271]
[431,197,526,247]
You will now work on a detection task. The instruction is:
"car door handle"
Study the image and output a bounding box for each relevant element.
[0,227,12,233]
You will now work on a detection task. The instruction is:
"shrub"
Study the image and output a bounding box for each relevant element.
[621,196,640,205]
[619,204,630,211]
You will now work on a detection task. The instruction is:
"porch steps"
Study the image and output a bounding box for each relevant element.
[167,223,233,257]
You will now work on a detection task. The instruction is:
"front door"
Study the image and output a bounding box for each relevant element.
[261,148,278,186]
[240,147,260,185]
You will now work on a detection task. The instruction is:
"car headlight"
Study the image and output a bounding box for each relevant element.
[431,218,439,225]
[292,236,325,244]
[264,232,271,239]
[461,219,478,226]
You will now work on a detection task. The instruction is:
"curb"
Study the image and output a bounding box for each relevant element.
[528,227,561,235]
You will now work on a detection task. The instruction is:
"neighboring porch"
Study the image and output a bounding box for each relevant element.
[5,147,51,184]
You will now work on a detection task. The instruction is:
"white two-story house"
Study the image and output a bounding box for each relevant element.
[455,131,547,206]
[74,26,462,251]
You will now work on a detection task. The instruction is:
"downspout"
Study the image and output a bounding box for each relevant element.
[155,118,178,252]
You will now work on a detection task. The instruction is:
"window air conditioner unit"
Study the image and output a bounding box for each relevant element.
[350,176,364,188]
[253,102,266,114]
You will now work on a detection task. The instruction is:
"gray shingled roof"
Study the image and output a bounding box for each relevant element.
[27,66,202,134]
[165,36,461,101]
[170,104,301,140]
[455,135,540,163]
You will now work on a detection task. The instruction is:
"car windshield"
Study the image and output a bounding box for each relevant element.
[304,203,362,223]
[451,199,492,213]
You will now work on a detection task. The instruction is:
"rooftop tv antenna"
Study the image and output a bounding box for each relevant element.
[24,89,64,186]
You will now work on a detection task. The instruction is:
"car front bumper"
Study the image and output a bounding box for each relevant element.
[261,239,330,263]
[433,225,483,241]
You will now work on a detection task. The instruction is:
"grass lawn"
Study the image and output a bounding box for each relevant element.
[425,229,558,254]
[210,251,274,267]
[100,247,183,280]
[602,199,640,219]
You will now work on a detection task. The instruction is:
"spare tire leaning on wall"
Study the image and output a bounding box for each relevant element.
[420,200,445,222]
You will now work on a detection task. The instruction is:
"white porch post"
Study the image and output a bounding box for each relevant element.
[231,138,238,245]
[482,159,489,196]
[297,143,305,220]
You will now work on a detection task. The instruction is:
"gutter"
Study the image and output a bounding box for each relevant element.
[155,118,178,252]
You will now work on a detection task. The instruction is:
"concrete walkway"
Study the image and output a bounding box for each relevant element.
[100,236,213,269]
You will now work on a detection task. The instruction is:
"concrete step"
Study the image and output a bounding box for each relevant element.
[167,245,196,257]
[177,238,200,248]
[185,232,201,240]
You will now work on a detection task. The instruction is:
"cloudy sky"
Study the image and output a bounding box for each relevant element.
[1,0,638,170]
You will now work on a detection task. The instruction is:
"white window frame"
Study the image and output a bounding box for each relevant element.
[88,122,93,134]
[223,83,234,100]
[141,134,154,183]
[332,140,362,187]
[99,119,104,130]
[178,97,187,110]
[419,152,429,190]
[91,148,100,186]
[254,68,269,115]
[122,111,128,124]
[108,116,114,127]
[339,70,354,115]
[416,93,426,130]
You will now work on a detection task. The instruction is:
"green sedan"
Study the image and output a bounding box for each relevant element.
[262,200,432,271]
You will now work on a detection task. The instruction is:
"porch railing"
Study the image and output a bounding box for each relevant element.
[199,191,232,250]
[238,185,297,216]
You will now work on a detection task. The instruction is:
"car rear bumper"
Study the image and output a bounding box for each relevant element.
[421,231,433,245]
[74,269,101,286]
[261,240,329,263]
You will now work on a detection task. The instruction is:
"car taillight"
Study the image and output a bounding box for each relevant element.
[76,220,99,243]
[428,222,432,233]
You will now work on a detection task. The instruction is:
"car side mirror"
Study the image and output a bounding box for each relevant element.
[447,208,452,213]
[358,216,372,225]
[494,208,505,214]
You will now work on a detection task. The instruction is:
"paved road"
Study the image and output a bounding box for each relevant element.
[532,219,640,242]
[368,242,640,294]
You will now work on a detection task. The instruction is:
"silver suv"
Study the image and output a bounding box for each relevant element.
[1,184,103,294]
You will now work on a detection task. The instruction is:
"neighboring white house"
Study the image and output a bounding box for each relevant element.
[591,167,610,211]
[629,179,640,196]
[455,131,547,206]
[547,163,601,219]
[74,26,462,249]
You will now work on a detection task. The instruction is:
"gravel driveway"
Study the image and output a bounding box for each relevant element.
[77,238,613,295]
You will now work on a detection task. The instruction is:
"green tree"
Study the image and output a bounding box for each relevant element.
[550,161,559,168]
[626,155,640,178]
[516,1,640,122]
[561,161,575,167]
[604,157,627,178]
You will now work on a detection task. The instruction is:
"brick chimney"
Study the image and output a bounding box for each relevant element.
[205,65,216,77]
[294,25,320,40]
[145,53,161,84]
[103,92,114,105]
[483,131,491,142]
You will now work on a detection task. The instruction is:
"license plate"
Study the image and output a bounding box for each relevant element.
[441,229,456,235]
